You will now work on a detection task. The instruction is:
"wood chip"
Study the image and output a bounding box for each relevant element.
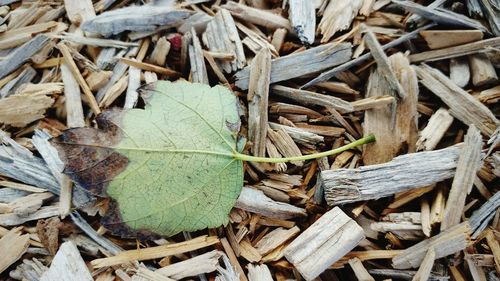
[348,257,375,281]
[156,250,223,279]
[441,126,483,231]
[222,1,291,32]
[288,0,315,45]
[248,48,271,157]
[254,226,299,256]
[0,34,50,80]
[420,30,484,49]
[415,64,499,136]
[91,235,219,268]
[412,247,435,281]
[81,5,192,36]
[0,227,30,274]
[284,207,365,280]
[40,241,92,281]
[235,187,306,220]
[409,37,500,63]
[362,52,418,164]
[322,146,460,205]
[317,0,362,43]
[235,43,352,90]
[392,222,470,269]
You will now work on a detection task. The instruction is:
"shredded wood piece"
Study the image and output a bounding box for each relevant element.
[322,146,460,205]
[392,222,470,269]
[441,126,483,231]
[284,207,365,280]
[40,241,92,281]
[0,227,30,274]
[317,0,363,43]
[91,235,219,268]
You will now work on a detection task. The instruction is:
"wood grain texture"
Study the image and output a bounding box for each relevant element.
[415,64,499,136]
[363,52,418,165]
[322,146,460,205]
[284,207,364,280]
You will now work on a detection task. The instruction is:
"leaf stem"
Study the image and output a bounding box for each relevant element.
[234,134,376,163]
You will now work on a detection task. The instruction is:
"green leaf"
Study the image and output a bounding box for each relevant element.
[53,81,243,237]
[52,80,375,238]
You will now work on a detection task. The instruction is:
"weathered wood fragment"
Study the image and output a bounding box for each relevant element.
[288,0,315,45]
[420,30,484,49]
[412,247,435,281]
[119,57,178,77]
[188,28,208,84]
[0,66,36,98]
[351,96,395,111]
[248,48,271,157]
[254,226,299,256]
[70,212,122,255]
[420,198,432,237]
[267,128,303,166]
[269,122,324,147]
[317,0,363,43]
[247,264,273,281]
[406,0,447,27]
[480,0,500,36]
[441,126,482,231]
[92,235,218,268]
[61,63,85,128]
[235,43,352,90]
[478,85,500,105]
[485,229,500,275]
[0,87,55,127]
[58,42,101,115]
[409,37,500,63]
[469,191,500,238]
[81,5,192,36]
[201,11,246,74]
[469,53,498,87]
[219,238,248,281]
[6,191,52,216]
[271,28,287,52]
[177,11,212,34]
[0,21,59,50]
[0,206,59,226]
[63,0,95,25]
[369,269,448,281]
[123,66,140,109]
[40,241,92,281]
[284,207,365,281]
[450,57,470,88]
[0,34,50,80]
[56,33,137,49]
[0,227,29,274]
[156,250,223,279]
[363,27,406,99]
[415,64,499,136]
[362,52,418,165]
[235,187,306,220]
[302,23,435,88]
[149,36,170,66]
[392,0,487,32]
[271,85,354,113]
[348,257,375,281]
[236,21,279,57]
[416,108,454,151]
[392,222,470,269]
[222,1,291,32]
[322,146,460,205]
